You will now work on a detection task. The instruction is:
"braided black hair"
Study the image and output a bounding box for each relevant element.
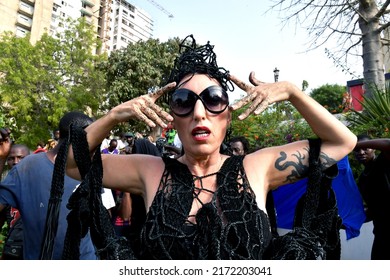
[167,35,234,92]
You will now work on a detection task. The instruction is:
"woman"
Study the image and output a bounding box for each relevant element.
[66,35,356,259]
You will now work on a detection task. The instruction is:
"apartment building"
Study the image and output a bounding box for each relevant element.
[108,0,153,53]
[0,0,153,54]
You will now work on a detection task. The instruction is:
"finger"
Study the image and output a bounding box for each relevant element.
[237,96,264,120]
[228,74,252,92]
[249,72,264,86]
[149,103,173,122]
[133,107,157,128]
[230,92,256,111]
[142,106,171,128]
[148,82,176,100]
[253,97,271,115]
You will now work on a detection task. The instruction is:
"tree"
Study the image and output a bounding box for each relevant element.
[270,0,390,98]
[101,37,181,134]
[0,18,107,148]
[230,102,314,150]
[310,84,346,114]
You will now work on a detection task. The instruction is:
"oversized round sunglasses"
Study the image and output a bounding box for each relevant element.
[170,85,229,117]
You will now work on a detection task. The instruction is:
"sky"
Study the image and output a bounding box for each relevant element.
[129,0,362,99]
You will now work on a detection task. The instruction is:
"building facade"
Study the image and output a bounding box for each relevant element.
[0,0,153,54]
[108,0,153,53]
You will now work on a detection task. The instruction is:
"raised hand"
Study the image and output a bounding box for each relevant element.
[229,71,294,120]
[111,82,176,128]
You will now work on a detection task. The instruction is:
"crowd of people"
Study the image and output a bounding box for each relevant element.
[0,34,388,260]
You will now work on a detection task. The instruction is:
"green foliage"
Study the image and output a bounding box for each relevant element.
[229,103,315,151]
[229,83,350,151]
[302,80,308,91]
[0,18,107,148]
[310,84,346,114]
[101,37,181,134]
[346,84,390,138]
[0,222,8,258]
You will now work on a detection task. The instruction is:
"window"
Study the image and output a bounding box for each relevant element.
[20,2,31,9]
[15,27,27,37]
[19,15,30,23]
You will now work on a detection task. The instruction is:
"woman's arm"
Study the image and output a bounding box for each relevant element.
[229,72,356,190]
[66,83,175,190]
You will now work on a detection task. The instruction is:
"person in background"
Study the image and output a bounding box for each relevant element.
[46,129,60,151]
[0,143,30,259]
[121,132,136,154]
[229,135,250,155]
[100,132,112,152]
[4,144,30,170]
[53,129,60,142]
[353,134,390,260]
[0,112,97,259]
[116,132,128,152]
[65,35,356,259]
[101,139,120,155]
[147,135,155,144]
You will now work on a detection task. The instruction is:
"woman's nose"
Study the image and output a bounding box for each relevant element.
[192,99,206,119]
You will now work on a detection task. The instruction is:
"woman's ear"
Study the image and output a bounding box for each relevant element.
[227,110,232,125]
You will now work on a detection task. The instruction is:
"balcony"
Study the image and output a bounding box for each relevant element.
[18,5,34,17]
[80,8,93,17]
[21,0,35,5]
[81,0,95,7]
[16,17,32,30]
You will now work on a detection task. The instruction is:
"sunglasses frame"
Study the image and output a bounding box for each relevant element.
[170,85,229,117]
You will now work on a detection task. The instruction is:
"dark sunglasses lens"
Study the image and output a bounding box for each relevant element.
[202,87,229,113]
[171,90,196,116]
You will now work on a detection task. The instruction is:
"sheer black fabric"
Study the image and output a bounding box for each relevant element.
[49,125,339,260]
[139,156,273,260]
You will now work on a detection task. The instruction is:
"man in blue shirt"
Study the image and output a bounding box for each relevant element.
[0,112,97,259]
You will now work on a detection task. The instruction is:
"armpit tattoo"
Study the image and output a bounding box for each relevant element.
[319,152,337,169]
[275,149,338,183]
[275,150,308,183]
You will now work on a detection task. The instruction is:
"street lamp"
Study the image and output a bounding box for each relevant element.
[273,67,280,82]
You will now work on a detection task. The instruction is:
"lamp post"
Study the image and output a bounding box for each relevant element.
[273,67,280,82]
[273,67,281,117]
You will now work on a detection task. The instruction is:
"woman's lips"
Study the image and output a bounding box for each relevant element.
[192,127,210,141]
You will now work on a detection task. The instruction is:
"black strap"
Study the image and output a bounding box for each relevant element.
[41,124,135,260]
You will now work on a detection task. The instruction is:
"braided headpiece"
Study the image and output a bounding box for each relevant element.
[167,35,234,92]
